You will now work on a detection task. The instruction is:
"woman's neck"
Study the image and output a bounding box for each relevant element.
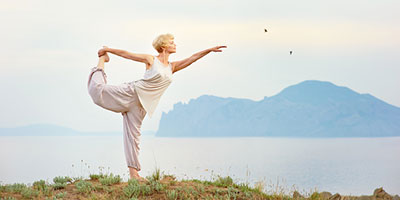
[157,52,170,64]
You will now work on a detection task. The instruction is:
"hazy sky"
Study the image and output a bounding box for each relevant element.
[1,0,399,132]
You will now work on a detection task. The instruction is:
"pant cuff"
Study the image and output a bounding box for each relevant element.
[128,165,141,171]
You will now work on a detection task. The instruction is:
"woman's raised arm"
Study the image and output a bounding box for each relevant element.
[98,46,152,65]
[171,46,227,73]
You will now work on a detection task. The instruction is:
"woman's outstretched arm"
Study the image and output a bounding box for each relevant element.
[98,46,152,64]
[171,46,227,73]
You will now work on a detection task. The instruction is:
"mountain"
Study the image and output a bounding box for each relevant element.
[156,80,400,137]
[0,124,82,136]
[0,124,154,136]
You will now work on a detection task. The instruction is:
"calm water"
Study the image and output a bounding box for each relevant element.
[0,136,399,196]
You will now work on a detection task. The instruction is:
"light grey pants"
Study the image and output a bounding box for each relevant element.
[87,67,146,171]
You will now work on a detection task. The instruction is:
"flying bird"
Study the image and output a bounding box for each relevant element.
[290,51,293,55]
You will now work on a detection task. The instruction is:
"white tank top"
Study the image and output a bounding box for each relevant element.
[133,56,173,118]
[143,56,172,80]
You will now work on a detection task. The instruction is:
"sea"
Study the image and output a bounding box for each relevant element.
[0,136,399,196]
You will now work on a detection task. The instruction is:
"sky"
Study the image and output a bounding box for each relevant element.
[0,0,399,132]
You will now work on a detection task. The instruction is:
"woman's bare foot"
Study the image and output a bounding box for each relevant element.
[129,167,148,182]
[131,175,147,182]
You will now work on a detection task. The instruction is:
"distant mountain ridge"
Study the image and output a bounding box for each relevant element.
[0,124,156,136]
[156,80,400,137]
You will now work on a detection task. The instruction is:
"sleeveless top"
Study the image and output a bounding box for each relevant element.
[133,56,173,118]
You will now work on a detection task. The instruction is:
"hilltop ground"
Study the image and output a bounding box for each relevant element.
[0,169,398,200]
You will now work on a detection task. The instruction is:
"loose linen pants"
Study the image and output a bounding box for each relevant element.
[87,67,146,171]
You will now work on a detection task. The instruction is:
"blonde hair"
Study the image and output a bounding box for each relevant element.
[152,33,174,53]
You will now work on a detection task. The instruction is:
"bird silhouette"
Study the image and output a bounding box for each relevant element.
[264,28,268,33]
[290,51,293,55]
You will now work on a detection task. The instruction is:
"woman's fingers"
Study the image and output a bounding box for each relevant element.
[98,50,105,57]
[97,46,109,57]
[211,45,227,52]
[98,48,107,57]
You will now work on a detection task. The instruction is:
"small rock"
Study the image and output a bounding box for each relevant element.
[373,187,392,200]
[329,193,342,200]
[320,191,333,200]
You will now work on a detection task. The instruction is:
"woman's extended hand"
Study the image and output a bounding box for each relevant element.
[98,46,109,57]
[209,46,227,52]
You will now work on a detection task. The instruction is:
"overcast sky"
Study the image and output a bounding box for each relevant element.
[1,0,399,132]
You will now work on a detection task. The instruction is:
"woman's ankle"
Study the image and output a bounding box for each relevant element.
[95,66,104,70]
[99,54,110,63]
[129,167,139,176]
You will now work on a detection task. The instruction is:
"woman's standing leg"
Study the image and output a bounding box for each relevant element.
[122,92,147,180]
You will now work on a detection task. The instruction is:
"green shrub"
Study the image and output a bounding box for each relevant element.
[196,184,205,193]
[51,176,72,190]
[166,189,178,200]
[32,180,53,196]
[149,180,165,192]
[236,181,268,198]
[213,176,233,187]
[53,176,72,184]
[33,180,46,191]
[89,174,106,180]
[52,182,67,190]
[94,185,104,192]
[75,180,93,194]
[21,188,39,199]
[123,179,152,198]
[55,191,67,198]
[1,197,17,200]
[123,179,140,198]
[310,192,321,200]
[227,186,239,199]
[4,183,27,193]
[99,173,121,186]
[147,168,162,182]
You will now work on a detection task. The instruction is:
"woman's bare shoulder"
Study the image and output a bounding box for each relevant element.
[145,55,156,70]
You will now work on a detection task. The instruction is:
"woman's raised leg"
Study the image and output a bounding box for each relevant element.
[87,54,136,113]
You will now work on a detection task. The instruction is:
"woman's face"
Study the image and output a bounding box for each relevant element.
[165,39,176,53]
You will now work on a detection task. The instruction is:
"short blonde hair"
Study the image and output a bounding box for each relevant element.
[152,33,174,53]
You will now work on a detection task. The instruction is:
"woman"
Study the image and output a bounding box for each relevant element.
[87,33,226,181]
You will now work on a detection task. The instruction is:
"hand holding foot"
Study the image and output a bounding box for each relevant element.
[98,46,108,56]
[96,46,109,70]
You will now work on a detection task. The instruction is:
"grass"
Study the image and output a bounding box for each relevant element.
[99,173,121,186]
[0,168,397,199]
[75,180,94,194]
